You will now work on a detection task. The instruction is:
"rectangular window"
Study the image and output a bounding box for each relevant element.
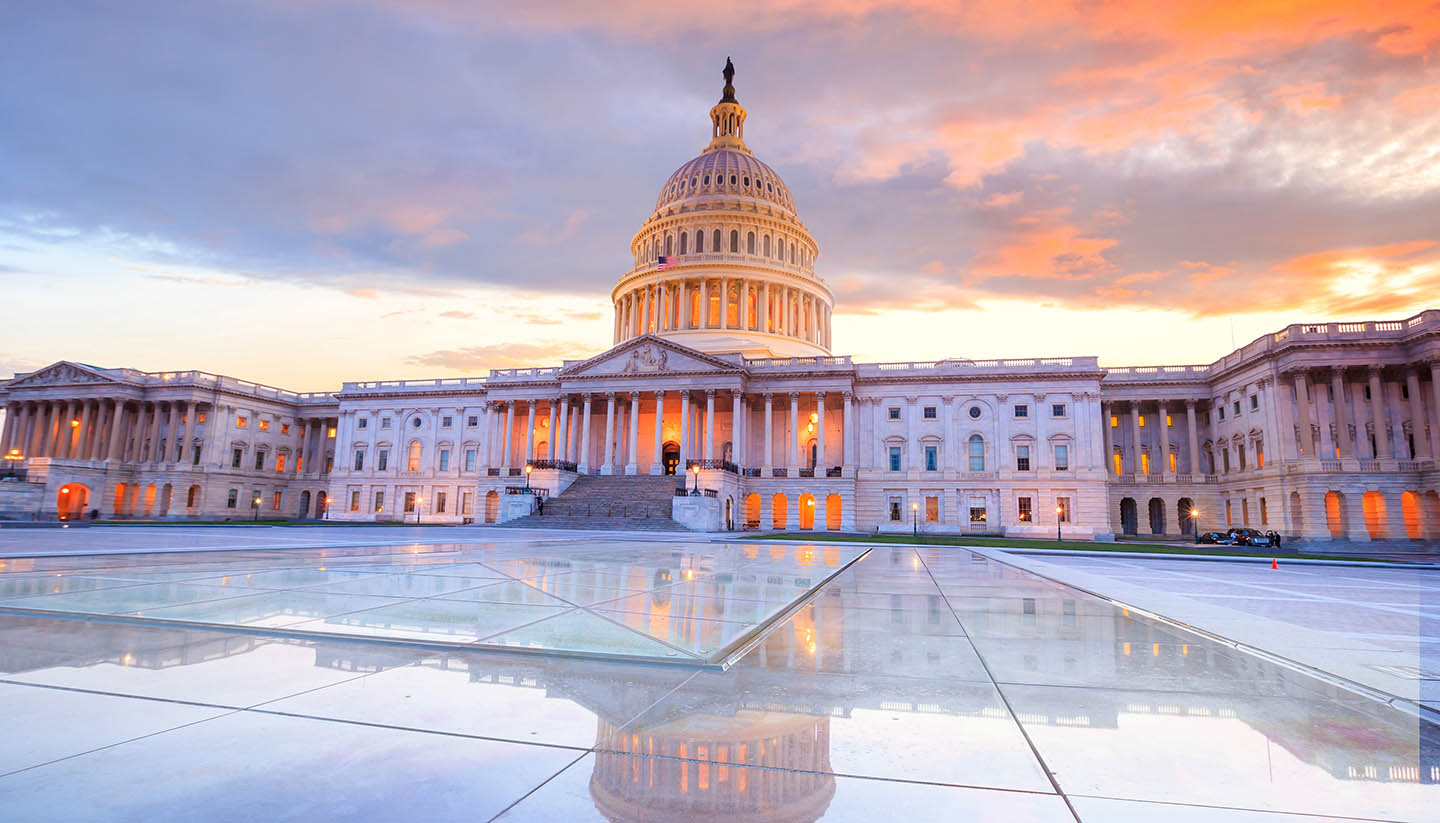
[439,449,450,471]
[1054,444,1068,470]
[887,407,901,420]
[327,426,336,438]
[1402,384,1410,400]
[1138,414,1146,427]
[1018,497,1032,522]
[377,449,389,471]
[381,418,392,429]
[226,489,238,509]
[1140,452,1150,473]
[271,491,282,510]
[464,449,476,472]
[442,416,453,428]
[922,406,937,420]
[254,451,265,471]
[969,506,987,524]
[353,450,364,471]
[403,492,416,513]
[1242,498,1251,525]
[888,497,902,521]
[888,446,902,472]
[1110,415,1119,427]
[1238,444,1247,470]
[1260,497,1268,525]
[275,453,286,473]
[1233,400,1241,416]
[258,419,270,432]
[280,423,290,435]
[924,496,939,522]
[1168,452,1177,472]
[1364,385,1372,401]
[924,445,937,471]
[1016,445,1030,472]
[407,446,420,472]
[1257,441,1265,467]
[357,418,368,429]
[197,411,206,423]
[374,491,384,512]
[1225,499,1233,526]
[349,490,360,512]
[1250,395,1258,410]
[192,445,201,465]
[251,489,261,509]
[437,491,447,513]
[1014,404,1028,418]
[1057,497,1071,522]
[236,416,248,428]
[1112,452,1122,474]
[231,448,243,468]
[462,492,473,515]
[1218,406,1225,420]
[1051,403,1066,418]
[467,415,478,427]
[1165,414,1172,427]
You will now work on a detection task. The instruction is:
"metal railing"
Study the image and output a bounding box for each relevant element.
[529,459,577,472]
[686,459,737,473]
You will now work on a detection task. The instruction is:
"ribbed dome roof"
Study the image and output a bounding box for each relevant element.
[653,149,796,213]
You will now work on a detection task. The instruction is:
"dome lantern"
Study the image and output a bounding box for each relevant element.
[705,57,749,155]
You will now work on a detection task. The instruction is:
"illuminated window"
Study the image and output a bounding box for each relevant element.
[258,420,270,432]
[1168,452,1176,472]
[969,506,986,524]
[271,491,282,510]
[1138,415,1146,427]
[349,490,360,511]
[462,492,473,515]
[1112,452,1122,474]
[1260,497,1268,525]
[328,426,336,438]
[1242,498,1251,524]
[236,416,248,428]
[1018,497,1032,522]
[1225,499,1233,526]
[1110,415,1118,427]
[1057,497,1071,523]
[1165,414,1172,427]
[925,496,939,522]
[197,412,206,423]
[403,492,417,513]
[373,491,384,512]
[1140,452,1150,473]
[407,441,421,472]
[1257,441,1265,467]
[280,423,290,435]
[274,453,286,473]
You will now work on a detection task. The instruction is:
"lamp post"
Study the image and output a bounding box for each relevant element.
[323,496,332,520]
[414,495,423,525]
[252,494,261,522]
[911,502,918,537]
[690,464,701,495]
[524,463,532,490]
[2,448,22,479]
[1190,508,1201,544]
[1055,505,1064,542]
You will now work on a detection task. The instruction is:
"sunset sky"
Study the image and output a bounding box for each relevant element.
[2,1,1438,390]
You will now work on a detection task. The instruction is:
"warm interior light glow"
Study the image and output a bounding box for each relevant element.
[70,419,80,427]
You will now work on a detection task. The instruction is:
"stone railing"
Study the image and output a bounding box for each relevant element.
[856,356,1099,377]
[745,354,852,370]
[487,367,560,382]
[343,377,486,394]
[674,487,718,498]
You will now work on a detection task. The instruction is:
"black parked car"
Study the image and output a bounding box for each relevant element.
[1197,531,1233,545]
[1227,528,1272,547]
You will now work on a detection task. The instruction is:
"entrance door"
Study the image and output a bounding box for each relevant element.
[662,443,680,475]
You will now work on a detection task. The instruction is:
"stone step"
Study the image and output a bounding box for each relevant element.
[500,474,690,531]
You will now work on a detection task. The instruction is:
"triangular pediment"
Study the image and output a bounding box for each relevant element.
[560,336,744,378]
[5,361,122,389]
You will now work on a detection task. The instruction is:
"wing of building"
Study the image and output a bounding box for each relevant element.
[2,64,1438,547]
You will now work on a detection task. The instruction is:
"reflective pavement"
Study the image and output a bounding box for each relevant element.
[0,536,1434,821]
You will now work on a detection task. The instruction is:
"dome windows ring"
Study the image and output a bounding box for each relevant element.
[730,174,736,185]
[703,175,710,185]
[743,175,750,186]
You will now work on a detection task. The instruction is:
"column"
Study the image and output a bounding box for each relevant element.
[626,392,640,474]
[501,402,515,469]
[163,402,181,463]
[677,391,690,468]
[74,400,95,460]
[600,393,617,475]
[1100,402,1113,474]
[1368,369,1389,459]
[651,390,665,475]
[788,392,799,470]
[1406,367,1430,459]
[178,401,196,466]
[555,396,569,462]
[1316,373,1336,459]
[704,390,716,460]
[1430,363,1440,459]
[1158,402,1172,476]
[1129,403,1143,474]
[521,401,535,464]
[760,283,770,333]
[578,395,593,473]
[842,392,854,474]
[1388,380,1408,459]
[719,278,729,329]
[815,392,826,471]
[52,400,72,458]
[0,403,16,454]
[763,393,774,472]
[906,396,920,470]
[1185,401,1200,476]
[1330,371,1352,458]
[1293,372,1312,457]
[731,390,743,467]
[700,280,710,328]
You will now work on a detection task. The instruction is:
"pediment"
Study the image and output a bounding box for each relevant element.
[5,361,120,389]
[561,336,743,378]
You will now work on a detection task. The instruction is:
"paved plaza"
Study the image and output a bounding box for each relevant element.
[0,527,1435,821]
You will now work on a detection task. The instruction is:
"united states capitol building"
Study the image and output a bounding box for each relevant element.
[3,64,1438,546]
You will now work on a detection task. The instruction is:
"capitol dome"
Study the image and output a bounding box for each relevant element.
[612,59,833,358]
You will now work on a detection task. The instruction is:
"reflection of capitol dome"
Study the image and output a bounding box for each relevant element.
[612,59,833,358]
[590,712,835,822]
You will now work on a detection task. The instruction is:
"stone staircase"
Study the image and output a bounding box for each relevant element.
[497,474,690,532]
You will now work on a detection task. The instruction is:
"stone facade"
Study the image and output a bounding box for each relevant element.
[3,66,1437,544]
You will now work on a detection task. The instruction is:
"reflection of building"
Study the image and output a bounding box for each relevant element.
[4,65,1440,541]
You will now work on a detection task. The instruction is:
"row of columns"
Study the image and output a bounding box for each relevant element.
[614,278,831,348]
[1101,399,1208,476]
[1284,365,1440,462]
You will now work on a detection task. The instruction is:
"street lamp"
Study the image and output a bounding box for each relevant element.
[690,464,701,495]
[524,463,532,490]
[2,448,22,478]
[414,495,423,525]
[911,502,918,537]
[252,494,261,522]
[1055,504,1064,542]
[323,496,332,520]
[1190,508,1201,544]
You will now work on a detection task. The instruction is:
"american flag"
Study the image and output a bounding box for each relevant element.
[657,255,673,272]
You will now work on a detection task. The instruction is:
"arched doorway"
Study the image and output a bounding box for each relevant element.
[142,483,157,517]
[1325,491,1344,538]
[186,485,201,511]
[112,483,127,518]
[1119,498,1137,535]
[662,442,680,476]
[299,490,312,519]
[1148,498,1166,535]
[1177,498,1194,535]
[1401,491,1421,539]
[744,493,761,530]
[1362,491,1386,539]
[484,490,499,523]
[798,493,816,529]
[1424,491,1440,539]
[826,494,843,530]
[1289,491,1303,535]
[56,483,89,521]
[771,494,788,530]
[159,483,174,517]
[315,491,327,518]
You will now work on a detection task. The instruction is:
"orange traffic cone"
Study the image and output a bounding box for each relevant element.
[1271,558,1278,570]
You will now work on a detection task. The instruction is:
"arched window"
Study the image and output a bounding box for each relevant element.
[747,232,755,254]
[730,230,739,252]
[679,232,688,255]
[763,235,771,257]
[790,244,796,264]
[713,229,722,251]
[407,441,422,472]
[703,174,710,185]
[968,435,985,471]
[729,174,736,185]
[695,230,704,253]
[743,175,750,186]
[664,235,673,256]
